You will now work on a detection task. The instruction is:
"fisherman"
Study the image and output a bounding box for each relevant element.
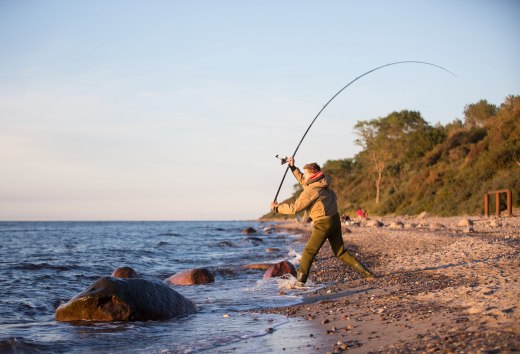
[270,157,374,284]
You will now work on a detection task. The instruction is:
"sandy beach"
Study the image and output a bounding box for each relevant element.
[260,214,520,353]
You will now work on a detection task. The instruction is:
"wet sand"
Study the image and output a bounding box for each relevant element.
[259,214,520,353]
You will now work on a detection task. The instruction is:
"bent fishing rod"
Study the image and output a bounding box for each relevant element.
[273,60,456,203]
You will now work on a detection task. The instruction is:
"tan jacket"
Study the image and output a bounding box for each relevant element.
[277,167,338,221]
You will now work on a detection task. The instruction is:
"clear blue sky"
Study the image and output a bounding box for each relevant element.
[1,0,519,220]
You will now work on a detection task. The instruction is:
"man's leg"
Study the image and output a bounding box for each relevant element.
[297,220,329,283]
[328,214,375,278]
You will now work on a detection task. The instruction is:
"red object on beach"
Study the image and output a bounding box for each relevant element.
[262,261,297,279]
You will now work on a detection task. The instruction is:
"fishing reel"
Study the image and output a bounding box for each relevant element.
[275,155,288,165]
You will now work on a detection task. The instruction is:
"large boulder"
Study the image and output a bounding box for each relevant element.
[263,260,297,279]
[164,268,215,286]
[55,276,196,322]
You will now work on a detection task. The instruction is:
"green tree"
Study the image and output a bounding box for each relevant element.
[354,110,433,204]
[464,99,498,128]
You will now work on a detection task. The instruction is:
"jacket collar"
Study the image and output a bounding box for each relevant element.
[305,171,325,185]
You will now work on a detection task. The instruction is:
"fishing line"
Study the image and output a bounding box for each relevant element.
[273,60,456,203]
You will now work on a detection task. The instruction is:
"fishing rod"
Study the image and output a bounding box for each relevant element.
[273,60,456,203]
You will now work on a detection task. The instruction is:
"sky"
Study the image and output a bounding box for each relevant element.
[0,0,519,221]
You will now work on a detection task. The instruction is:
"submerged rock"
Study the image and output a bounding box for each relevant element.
[55,277,197,322]
[263,260,297,279]
[242,263,274,270]
[165,268,215,286]
[242,227,257,234]
[263,226,275,234]
[111,266,138,279]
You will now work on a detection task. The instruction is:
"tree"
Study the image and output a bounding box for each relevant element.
[354,110,432,204]
[463,99,498,128]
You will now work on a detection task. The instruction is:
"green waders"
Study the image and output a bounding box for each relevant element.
[297,213,374,283]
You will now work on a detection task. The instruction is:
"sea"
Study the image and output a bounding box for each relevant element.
[0,221,327,353]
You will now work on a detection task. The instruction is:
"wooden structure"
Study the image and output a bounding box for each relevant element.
[484,189,513,217]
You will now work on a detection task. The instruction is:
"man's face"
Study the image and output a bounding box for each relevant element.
[303,169,313,182]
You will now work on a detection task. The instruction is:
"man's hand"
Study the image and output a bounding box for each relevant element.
[287,157,295,167]
[270,202,279,211]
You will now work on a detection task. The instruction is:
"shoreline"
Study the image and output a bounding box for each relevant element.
[259,215,520,353]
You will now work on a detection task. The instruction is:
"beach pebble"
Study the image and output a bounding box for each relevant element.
[458,218,474,227]
[429,223,446,229]
[389,221,404,229]
[489,219,502,228]
[367,219,384,228]
[417,211,429,219]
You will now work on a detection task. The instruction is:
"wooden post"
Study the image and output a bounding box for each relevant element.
[484,193,489,217]
[485,189,514,217]
[507,189,513,217]
[496,191,501,217]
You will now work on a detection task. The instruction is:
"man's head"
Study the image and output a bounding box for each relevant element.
[302,162,321,182]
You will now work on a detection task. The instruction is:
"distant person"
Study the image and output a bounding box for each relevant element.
[356,208,365,218]
[270,157,374,284]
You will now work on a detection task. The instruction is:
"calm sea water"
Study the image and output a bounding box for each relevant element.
[0,221,324,353]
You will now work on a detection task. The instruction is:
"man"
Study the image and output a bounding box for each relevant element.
[270,157,374,284]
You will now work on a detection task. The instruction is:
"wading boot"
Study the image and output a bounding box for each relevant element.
[295,271,307,287]
[350,262,375,280]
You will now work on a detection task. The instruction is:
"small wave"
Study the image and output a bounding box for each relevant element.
[216,240,237,248]
[13,263,73,271]
[0,229,42,233]
[0,337,49,354]
[212,265,242,278]
[287,248,302,266]
[158,232,181,236]
[244,237,263,245]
